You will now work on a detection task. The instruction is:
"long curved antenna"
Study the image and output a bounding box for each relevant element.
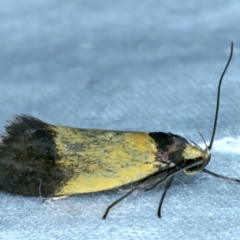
[208,42,233,150]
[203,42,240,184]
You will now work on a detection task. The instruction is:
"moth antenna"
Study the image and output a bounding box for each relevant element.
[190,140,202,151]
[203,42,240,184]
[198,131,208,150]
[208,42,233,150]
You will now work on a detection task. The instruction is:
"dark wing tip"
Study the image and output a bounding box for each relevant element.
[0,115,60,196]
[3,114,50,138]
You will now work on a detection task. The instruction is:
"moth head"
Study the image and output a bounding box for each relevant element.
[182,134,211,175]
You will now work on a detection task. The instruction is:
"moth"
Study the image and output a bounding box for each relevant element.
[0,42,238,219]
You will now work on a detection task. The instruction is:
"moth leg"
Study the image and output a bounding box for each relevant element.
[37,178,69,203]
[102,172,169,219]
[102,174,163,219]
[203,168,240,183]
[102,166,181,219]
[102,186,139,219]
[157,176,174,218]
[42,195,69,203]
[144,179,164,191]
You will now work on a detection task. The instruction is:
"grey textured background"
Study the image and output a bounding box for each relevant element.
[1,1,240,239]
